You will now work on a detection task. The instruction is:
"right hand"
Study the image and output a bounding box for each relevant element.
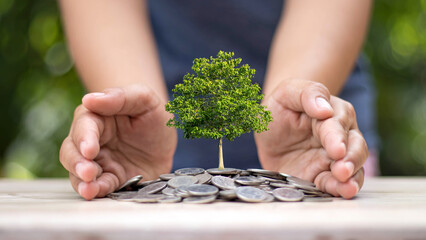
[59,84,177,200]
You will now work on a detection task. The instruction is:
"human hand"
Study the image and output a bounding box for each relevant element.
[254,79,367,199]
[59,85,177,200]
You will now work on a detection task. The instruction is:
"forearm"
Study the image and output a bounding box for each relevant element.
[59,0,168,102]
[264,0,371,96]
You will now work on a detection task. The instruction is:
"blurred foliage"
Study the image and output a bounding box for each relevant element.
[0,0,425,178]
[0,0,84,178]
[365,0,426,175]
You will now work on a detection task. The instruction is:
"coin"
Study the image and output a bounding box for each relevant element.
[183,195,217,204]
[138,181,167,195]
[219,189,237,200]
[136,179,161,188]
[175,186,191,197]
[107,191,135,200]
[234,176,264,186]
[287,176,316,187]
[211,176,238,190]
[158,196,182,203]
[115,192,138,201]
[117,175,143,191]
[262,193,275,203]
[235,186,268,203]
[159,173,176,181]
[247,169,281,178]
[207,168,241,175]
[132,194,164,203]
[108,168,334,204]
[162,187,176,196]
[175,168,205,176]
[270,182,297,189]
[194,172,212,184]
[273,188,304,202]
[168,176,198,188]
[187,184,219,196]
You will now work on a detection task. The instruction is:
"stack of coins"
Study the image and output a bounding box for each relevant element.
[107,168,334,203]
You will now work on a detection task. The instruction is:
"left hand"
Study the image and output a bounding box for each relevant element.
[254,79,368,199]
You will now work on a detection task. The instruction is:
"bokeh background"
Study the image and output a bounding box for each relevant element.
[0,0,425,178]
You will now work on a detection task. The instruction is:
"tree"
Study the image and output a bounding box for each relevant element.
[165,51,272,169]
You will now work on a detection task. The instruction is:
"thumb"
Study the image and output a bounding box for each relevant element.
[82,85,160,116]
[269,79,333,120]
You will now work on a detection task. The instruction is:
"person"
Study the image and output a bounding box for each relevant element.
[58,0,377,200]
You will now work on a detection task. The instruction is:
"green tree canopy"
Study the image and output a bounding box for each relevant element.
[165,51,272,141]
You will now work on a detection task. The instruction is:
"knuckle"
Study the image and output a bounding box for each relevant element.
[307,82,330,97]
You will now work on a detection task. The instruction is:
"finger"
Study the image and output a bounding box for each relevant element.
[336,167,364,199]
[269,79,333,120]
[70,106,104,160]
[313,171,340,197]
[331,129,368,182]
[69,173,100,200]
[82,85,160,117]
[95,172,121,198]
[59,137,102,182]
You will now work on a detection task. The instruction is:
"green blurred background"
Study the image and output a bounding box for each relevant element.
[0,0,425,178]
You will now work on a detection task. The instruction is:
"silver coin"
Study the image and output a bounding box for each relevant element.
[159,173,176,180]
[167,176,198,188]
[211,176,238,190]
[257,176,286,183]
[273,188,304,202]
[107,191,135,199]
[161,187,176,196]
[235,186,268,203]
[292,183,321,192]
[270,182,297,189]
[303,197,333,202]
[256,185,274,194]
[183,195,217,204]
[117,175,143,191]
[194,172,212,184]
[219,189,237,200]
[240,170,251,176]
[187,184,219,196]
[158,196,182,203]
[175,167,205,176]
[262,193,275,203]
[132,194,164,203]
[175,186,190,197]
[247,169,281,178]
[234,176,264,186]
[207,168,242,175]
[115,192,138,201]
[279,172,292,178]
[287,176,316,187]
[138,181,167,195]
[136,178,161,188]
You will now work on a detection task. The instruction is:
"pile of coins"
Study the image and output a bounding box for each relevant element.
[107,168,334,203]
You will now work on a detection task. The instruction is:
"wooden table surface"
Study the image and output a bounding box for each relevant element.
[1,177,426,240]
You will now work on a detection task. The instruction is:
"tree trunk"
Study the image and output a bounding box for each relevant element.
[218,137,224,169]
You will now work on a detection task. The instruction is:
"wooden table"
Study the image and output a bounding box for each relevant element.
[1,177,426,240]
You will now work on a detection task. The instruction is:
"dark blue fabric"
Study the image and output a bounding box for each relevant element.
[148,0,378,170]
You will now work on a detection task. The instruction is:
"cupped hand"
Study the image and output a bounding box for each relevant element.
[255,79,368,199]
[59,85,177,200]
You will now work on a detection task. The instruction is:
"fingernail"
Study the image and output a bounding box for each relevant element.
[90,92,105,97]
[76,163,84,179]
[78,182,84,195]
[345,161,354,176]
[316,97,332,111]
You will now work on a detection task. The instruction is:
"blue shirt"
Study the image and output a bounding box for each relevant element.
[148,0,378,170]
